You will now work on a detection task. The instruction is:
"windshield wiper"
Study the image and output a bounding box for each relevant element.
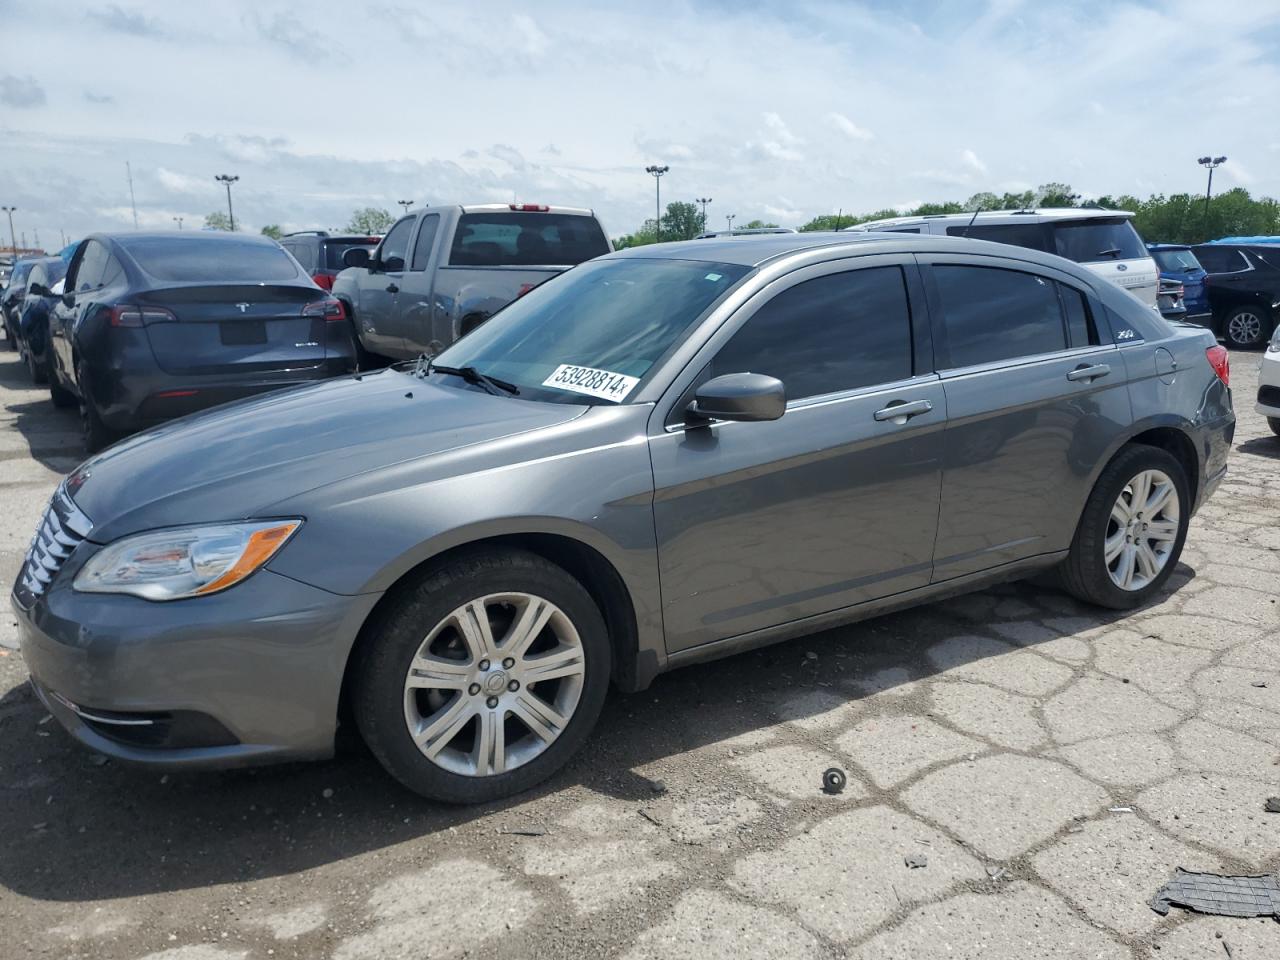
[428,362,520,396]
[1096,247,1124,259]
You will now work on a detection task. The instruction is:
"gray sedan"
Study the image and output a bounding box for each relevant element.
[11,232,1235,803]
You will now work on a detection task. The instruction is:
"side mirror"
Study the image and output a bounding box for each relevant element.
[688,373,785,423]
[382,255,405,272]
[343,247,371,269]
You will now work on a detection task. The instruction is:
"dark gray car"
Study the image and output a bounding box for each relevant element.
[11,232,1235,803]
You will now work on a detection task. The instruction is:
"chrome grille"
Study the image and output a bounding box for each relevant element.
[13,485,91,609]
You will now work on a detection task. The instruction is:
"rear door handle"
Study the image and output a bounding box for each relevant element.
[385,283,400,293]
[1066,363,1111,382]
[873,398,933,423]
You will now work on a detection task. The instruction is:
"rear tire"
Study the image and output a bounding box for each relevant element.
[1269,417,1280,439]
[1057,444,1190,609]
[353,549,611,804]
[343,304,379,371]
[1223,305,1268,349]
[49,376,76,408]
[25,350,48,385]
[77,362,119,453]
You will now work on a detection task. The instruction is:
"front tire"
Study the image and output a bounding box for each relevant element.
[1269,417,1280,439]
[77,362,119,453]
[353,549,611,803]
[1057,445,1190,609]
[1223,305,1268,348]
[25,350,48,385]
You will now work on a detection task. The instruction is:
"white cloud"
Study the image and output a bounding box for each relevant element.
[827,112,874,141]
[512,13,549,57]
[960,149,988,175]
[155,167,207,194]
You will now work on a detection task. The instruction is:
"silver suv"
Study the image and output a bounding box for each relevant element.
[13,232,1234,803]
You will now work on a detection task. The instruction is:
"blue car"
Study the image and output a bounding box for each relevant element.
[1148,244,1210,326]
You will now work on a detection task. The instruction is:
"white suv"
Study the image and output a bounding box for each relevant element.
[843,209,1160,308]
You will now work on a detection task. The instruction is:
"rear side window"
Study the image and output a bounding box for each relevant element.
[1059,284,1096,348]
[712,266,914,402]
[323,239,378,271]
[449,213,610,267]
[286,241,317,272]
[945,223,1050,251]
[1052,219,1146,263]
[411,214,441,270]
[1193,246,1249,273]
[120,238,301,282]
[72,241,110,291]
[933,265,1067,368]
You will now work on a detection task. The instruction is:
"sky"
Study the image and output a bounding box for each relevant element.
[1,0,1278,248]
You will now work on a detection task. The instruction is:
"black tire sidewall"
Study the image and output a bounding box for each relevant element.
[354,550,611,804]
[1065,445,1191,609]
[1224,306,1267,348]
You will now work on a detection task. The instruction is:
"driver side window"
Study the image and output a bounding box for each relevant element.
[378,217,415,271]
[74,241,109,292]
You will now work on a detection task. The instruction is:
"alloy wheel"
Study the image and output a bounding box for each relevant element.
[402,592,586,777]
[1227,310,1262,346]
[1105,468,1180,591]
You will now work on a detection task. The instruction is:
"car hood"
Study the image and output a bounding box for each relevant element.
[70,369,588,542]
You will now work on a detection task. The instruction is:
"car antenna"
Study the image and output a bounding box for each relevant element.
[960,201,983,238]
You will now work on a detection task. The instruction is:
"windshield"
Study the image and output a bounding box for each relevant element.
[1151,248,1202,272]
[1052,219,1148,263]
[431,257,751,404]
[121,237,302,282]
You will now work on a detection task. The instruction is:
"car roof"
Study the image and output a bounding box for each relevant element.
[1204,236,1280,246]
[102,231,280,246]
[453,203,596,217]
[847,208,1136,231]
[603,230,1096,271]
[1147,243,1191,251]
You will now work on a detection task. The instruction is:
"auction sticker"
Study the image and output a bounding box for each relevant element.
[542,363,639,402]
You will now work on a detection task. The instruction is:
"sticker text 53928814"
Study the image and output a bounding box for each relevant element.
[542,364,640,403]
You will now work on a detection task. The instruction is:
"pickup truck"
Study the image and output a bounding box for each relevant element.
[333,203,612,361]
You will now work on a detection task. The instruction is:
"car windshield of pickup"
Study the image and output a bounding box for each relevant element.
[428,257,750,404]
[448,213,611,266]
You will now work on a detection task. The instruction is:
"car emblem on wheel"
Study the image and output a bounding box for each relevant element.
[236,302,250,312]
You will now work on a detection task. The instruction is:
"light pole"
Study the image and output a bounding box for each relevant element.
[696,197,712,234]
[215,174,239,231]
[725,214,736,236]
[397,200,414,214]
[1,206,16,254]
[644,165,669,240]
[173,216,184,230]
[1197,156,1227,220]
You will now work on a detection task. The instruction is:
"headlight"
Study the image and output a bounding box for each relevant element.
[73,520,301,601]
[1269,326,1280,352]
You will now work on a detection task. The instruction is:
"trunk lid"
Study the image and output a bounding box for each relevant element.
[138,284,327,376]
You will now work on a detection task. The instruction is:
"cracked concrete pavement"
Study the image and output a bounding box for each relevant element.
[1,348,1278,959]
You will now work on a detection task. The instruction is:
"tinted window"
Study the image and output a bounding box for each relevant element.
[1059,284,1095,348]
[449,213,610,267]
[285,241,317,272]
[881,226,922,234]
[1151,248,1201,272]
[1052,219,1147,263]
[713,267,913,402]
[100,254,125,288]
[323,239,378,271]
[433,258,750,403]
[378,218,414,269]
[26,264,46,289]
[1194,246,1249,273]
[945,223,1050,251]
[934,265,1066,367]
[411,214,441,271]
[73,241,110,291]
[120,237,300,282]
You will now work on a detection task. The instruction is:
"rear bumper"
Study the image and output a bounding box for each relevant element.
[1257,351,1280,418]
[12,565,380,768]
[95,359,354,431]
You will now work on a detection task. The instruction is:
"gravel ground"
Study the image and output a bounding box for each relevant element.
[1,346,1278,960]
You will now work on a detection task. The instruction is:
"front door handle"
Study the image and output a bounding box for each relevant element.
[386,283,400,293]
[1066,363,1111,382]
[873,398,933,423]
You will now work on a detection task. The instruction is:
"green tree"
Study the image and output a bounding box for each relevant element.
[204,211,232,231]
[260,224,284,240]
[346,207,394,234]
[1035,183,1079,207]
[661,201,703,241]
[799,214,849,232]
[740,219,781,230]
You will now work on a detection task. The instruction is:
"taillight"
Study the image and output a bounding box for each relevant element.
[312,272,335,291]
[1206,345,1230,386]
[302,297,345,321]
[508,203,549,212]
[109,305,177,327]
